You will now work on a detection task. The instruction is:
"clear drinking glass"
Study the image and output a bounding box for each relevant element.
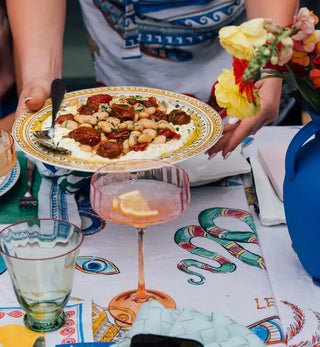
[0,218,84,332]
[0,128,17,274]
[90,159,190,325]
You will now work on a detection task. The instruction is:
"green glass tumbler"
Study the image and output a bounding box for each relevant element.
[0,218,83,332]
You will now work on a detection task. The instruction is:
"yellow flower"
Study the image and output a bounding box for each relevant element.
[219,18,267,60]
[215,68,261,120]
[302,29,320,52]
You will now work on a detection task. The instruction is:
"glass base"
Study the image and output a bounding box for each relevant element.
[108,289,176,326]
[24,310,66,332]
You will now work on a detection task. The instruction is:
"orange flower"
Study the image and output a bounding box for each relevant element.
[291,50,310,66]
[232,57,258,104]
[311,11,319,25]
[310,69,320,87]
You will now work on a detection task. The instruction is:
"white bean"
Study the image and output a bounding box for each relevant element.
[137,119,157,129]
[129,134,139,147]
[68,99,78,107]
[158,101,168,113]
[61,120,78,130]
[79,144,93,152]
[79,123,93,128]
[127,122,143,131]
[100,132,108,142]
[152,135,166,144]
[106,117,120,126]
[142,128,157,139]
[117,120,133,130]
[137,111,149,119]
[133,113,139,122]
[98,121,112,133]
[134,103,144,111]
[131,130,142,138]
[146,106,156,115]
[74,114,86,124]
[94,112,109,121]
[156,121,175,132]
[122,139,130,153]
[85,115,98,125]
[98,104,111,113]
[138,133,153,143]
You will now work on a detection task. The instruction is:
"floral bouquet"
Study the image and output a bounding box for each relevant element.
[214,7,320,120]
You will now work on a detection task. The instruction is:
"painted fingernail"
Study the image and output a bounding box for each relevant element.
[207,152,217,160]
[223,152,231,160]
[242,137,254,148]
[228,117,239,125]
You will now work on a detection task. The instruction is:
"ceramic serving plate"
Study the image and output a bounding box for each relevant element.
[13,86,223,172]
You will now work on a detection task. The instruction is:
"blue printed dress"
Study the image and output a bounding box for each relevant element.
[78,0,246,102]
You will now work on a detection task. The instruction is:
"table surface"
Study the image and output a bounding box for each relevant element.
[1,125,319,347]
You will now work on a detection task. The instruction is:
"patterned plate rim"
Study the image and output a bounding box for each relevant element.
[12,86,223,172]
[0,161,21,197]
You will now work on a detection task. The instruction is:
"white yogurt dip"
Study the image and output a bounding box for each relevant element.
[41,98,196,163]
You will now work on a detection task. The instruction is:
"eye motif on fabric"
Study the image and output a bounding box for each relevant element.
[76,256,120,275]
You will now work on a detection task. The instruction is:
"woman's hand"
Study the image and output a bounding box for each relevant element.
[206,77,282,158]
[15,77,52,118]
[0,77,52,132]
[7,0,66,118]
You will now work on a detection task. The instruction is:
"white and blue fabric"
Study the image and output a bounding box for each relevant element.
[35,161,91,227]
[78,0,246,102]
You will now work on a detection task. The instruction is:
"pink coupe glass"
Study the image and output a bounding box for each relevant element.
[90,159,190,325]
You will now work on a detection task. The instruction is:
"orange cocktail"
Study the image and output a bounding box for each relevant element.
[90,159,190,325]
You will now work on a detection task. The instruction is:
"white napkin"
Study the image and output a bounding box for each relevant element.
[35,160,91,227]
[250,156,286,226]
[257,144,288,202]
[38,177,81,227]
[178,144,251,186]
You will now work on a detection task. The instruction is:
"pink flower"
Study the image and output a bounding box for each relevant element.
[293,30,320,52]
[293,8,318,41]
[277,37,294,65]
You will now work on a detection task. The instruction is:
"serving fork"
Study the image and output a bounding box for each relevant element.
[32,78,70,154]
[19,159,38,208]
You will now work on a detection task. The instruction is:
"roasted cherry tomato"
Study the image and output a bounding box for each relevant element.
[88,94,112,104]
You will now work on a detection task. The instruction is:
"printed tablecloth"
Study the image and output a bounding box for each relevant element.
[0,126,318,347]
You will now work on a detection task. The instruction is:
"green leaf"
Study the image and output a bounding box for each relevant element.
[284,64,320,113]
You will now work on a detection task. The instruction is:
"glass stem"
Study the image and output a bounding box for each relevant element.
[136,227,147,300]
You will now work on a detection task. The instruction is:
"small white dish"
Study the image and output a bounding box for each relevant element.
[178,144,251,186]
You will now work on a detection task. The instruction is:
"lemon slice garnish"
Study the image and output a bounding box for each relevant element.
[112,190,159,217]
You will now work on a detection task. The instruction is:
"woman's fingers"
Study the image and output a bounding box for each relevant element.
[15,83,51,118]
[206,78,282,158]
[206,110,272,159]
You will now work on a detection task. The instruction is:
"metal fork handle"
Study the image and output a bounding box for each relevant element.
[51,78,66,128]
[26,159,35,192]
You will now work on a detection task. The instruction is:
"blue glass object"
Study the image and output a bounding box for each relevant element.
[283,106,320,280]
